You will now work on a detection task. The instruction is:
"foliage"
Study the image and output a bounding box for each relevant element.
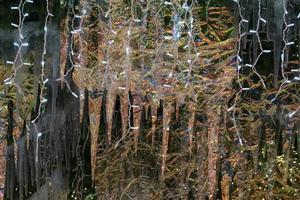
[0,0,299,200]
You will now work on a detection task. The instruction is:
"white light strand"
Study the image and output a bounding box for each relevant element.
[4,0,29,97]
[65,1,88,79]
[125,0,134,134]
[31,0,53,168]
[271,0,293,103]
[230,0,249,145]
[31,0,53,124]
[182,0,198,90]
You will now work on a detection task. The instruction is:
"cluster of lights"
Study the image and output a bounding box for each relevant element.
[4,0,34,96]
[231,0,300,145]
[66,2,87,77]
[3,0,55,191]
[102,2,199,169]
[163,1,198,90]
[229,4,300,196]
[270,2,296,104]
[30,0,54,171]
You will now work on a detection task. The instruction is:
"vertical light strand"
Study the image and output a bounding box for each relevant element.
[125,0,134,135]
[184,0,199,90]
[65,1,87,78]
[62,0,87,98]
[230,0,268,145]
[230,0,247,145]
[271,0,294,102]
[31,0,53,170]
[5,0,31,99]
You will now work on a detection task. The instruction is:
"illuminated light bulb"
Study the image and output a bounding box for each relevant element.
[263,50,271,53]
[166,53,173,57]
[11,23,18,28]
[178,21,185,26]
[41,98,47,103]
[105,11,109,18]
[3,79,12,85]
[130,127,139,130]
[288,111,297,118]
[6,61,14,65]
[237,55,242,62]
[227,106,234,112]
[291,69,300,72]
[259,18,266,23]
[242,88,250,91]
[71,29,82,34]
[286,42,294,46]
[183,4,189,10]
[118,87,126,90]
[71,92,78,98]
[294,77,300,81]
[125,47,130,55]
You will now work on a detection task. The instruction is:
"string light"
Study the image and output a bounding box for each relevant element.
[271,0,294,103]
[4,0,31,97]
[3,0,299,198]
[65,1,88,79]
